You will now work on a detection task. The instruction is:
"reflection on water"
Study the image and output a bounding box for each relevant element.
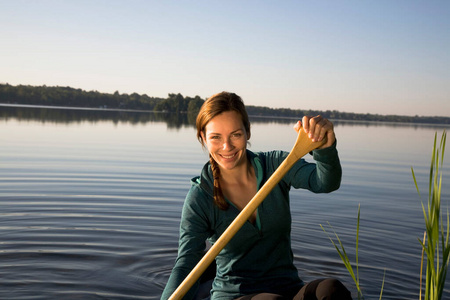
[3,104,449,130]
[0,105,449,299]
[0,104,194,129]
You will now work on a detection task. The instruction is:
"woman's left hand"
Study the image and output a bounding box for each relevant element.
[293,115,336,149]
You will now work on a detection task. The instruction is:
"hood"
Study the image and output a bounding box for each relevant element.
[190,160,215,198]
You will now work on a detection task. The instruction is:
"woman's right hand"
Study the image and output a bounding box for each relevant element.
[293,115,336,149]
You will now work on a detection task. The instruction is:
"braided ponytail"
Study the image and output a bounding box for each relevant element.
[209,155,229,210]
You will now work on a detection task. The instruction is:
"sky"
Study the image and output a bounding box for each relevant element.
[1,0,449,117]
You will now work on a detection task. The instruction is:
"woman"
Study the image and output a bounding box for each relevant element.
[161,92,351,300]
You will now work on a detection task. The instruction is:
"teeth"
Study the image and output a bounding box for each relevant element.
[222,153,236,159]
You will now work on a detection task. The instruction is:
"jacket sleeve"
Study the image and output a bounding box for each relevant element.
[160,186,211,300]
[284,140,342,193]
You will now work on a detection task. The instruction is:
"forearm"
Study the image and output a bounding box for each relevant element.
[310,140,342,192]
[160,262,200,300]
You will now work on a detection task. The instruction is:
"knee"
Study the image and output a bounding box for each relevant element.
[316,278,352,300]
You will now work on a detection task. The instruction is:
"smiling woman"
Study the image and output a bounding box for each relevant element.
[161,92,349,300]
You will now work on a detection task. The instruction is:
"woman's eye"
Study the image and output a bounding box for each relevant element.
[232,133,242,138]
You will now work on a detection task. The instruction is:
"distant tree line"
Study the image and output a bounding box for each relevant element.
[0,83,205,119]
[245,105,450,124]
[1,83,449,125]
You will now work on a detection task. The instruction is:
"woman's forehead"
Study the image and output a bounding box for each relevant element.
[205,111,245,133]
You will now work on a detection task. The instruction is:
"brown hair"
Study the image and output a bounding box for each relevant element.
[196,92,251,210]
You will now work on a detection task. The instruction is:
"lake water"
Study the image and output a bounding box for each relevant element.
[1,105,449,300]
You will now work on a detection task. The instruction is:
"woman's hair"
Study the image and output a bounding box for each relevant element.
[196,92,251,210]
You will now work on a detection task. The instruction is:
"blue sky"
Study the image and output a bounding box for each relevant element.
[1,0,449,116]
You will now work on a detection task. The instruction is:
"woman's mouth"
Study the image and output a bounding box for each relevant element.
[221,153,237,159]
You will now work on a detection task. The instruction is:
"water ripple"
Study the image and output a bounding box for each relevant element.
[1,116,449,299]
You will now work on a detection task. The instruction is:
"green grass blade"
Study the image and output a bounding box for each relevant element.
[320,223,361,296]
[378,269,386,300]
[320,224,357,280]
[412,167,421,197]
[356,204,360,288]
[429,132,437,199]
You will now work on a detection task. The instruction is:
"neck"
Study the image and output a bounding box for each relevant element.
[219,155,254,185]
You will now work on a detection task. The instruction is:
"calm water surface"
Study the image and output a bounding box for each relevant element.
[1,106,449,299]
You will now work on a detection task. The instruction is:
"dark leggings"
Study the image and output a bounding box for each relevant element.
[234,278,352,300]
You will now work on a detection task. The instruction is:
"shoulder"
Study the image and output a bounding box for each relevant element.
[188,161,214,198]
[182,163,215,218]
[186,176,213,207]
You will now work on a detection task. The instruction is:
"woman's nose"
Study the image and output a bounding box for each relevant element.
[222,138,234,150]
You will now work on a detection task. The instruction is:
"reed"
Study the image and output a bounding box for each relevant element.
[322,130,448,300]
[412,130,449,300]
[321,204,385,300]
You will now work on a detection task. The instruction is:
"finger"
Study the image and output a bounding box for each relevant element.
[314,123,328,142]
[293,121,302,133]
[302,116,311,133]
[307,115,323,138]
[312,119,329,142]
[317,120,336,147]
[318,129,336,149]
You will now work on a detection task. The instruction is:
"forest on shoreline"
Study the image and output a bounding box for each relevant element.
[1,83,449,125]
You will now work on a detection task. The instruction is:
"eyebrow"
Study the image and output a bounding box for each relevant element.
[207,129,243,136]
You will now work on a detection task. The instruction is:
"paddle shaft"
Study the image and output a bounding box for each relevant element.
[169,128,326,299]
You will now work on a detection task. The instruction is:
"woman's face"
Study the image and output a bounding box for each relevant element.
[201,110,250,171]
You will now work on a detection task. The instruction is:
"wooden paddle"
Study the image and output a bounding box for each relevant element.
[169,127,327,300]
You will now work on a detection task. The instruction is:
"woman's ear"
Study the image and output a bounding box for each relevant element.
[247,130,251,140]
